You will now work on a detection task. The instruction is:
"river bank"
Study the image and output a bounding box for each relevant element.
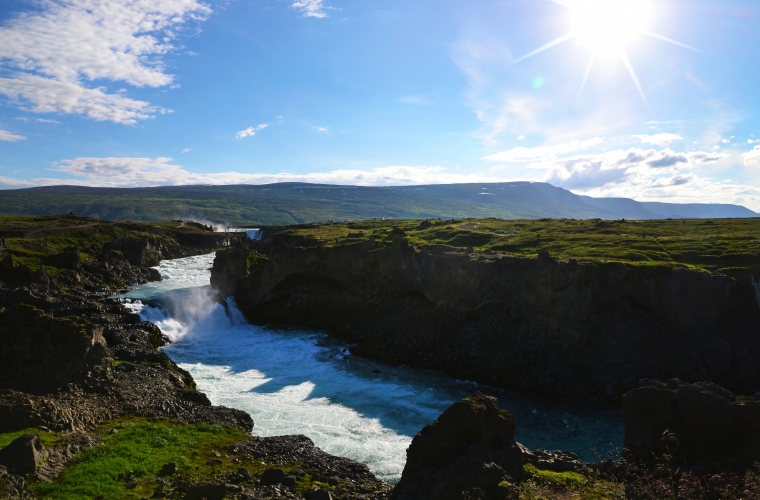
[212,221,760,402]
[0,216,390,499]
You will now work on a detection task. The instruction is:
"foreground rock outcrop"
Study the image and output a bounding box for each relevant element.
[392,393,523,500]
[623,378,760,465]
[212,234,760,401]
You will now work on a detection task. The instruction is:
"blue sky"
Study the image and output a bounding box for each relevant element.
[1,0,760,208]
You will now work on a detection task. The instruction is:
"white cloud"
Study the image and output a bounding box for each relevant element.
[742,146,760,167]
[483,137,604,163]
[631,133,682,146]
[749,139,760,144]
[517,135,525,141]
[36,118,60,124]
[0,0,210,124]
[0,129,26,142]
[291,0,328,18]
[181,148,192,153]
[531,147,760,209]
[14,157,510,187]
[236,124,268,139]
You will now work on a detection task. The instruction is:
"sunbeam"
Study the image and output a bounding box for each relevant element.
[510,0,701,107]
[577,55,596,102]
[621,51,649,107]
[644,30,703,53]
[508,33,575,67]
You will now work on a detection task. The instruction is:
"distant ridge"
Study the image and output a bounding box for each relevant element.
[0,182,755,224]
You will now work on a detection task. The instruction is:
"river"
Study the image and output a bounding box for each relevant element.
[121,253,623,484]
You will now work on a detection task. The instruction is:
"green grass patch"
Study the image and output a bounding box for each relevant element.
[520,464,624,500]
[32,418,249,500]
[0,428,66,449]
[30,417,347,500]
[523,464,586,490]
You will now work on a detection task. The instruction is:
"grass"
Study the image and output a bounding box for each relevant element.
[267,217,760,275]
[0,428,67,449]
[1,183,751,226]
[0,215,216,282]
[519,464,624,500]
[26,418,342,500]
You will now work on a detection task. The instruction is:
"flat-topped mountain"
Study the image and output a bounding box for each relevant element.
[0,182,754,224]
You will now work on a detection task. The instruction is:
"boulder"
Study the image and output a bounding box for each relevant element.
[391,393,523,500]
[0,434,42,475]
[260,468,287,486]
[520,446,582,472]
[622,378,760,464]
[49,247,81,269]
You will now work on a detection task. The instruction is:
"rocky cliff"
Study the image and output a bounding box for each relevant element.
[212,237,760,401]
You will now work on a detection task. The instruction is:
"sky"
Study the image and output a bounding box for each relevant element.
[1,0,760,208]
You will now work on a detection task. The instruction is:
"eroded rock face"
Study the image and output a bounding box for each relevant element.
[216,236,760,401]
[622,378,760,464]
[0,305,112,394]
[210,243,250,296]
[391,394,523,500]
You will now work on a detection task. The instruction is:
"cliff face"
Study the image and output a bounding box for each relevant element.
[212,238,760,401]
[622,379,760,464]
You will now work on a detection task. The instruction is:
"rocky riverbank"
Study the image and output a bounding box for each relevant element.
[212,232,760,402]
[0,217,391,499]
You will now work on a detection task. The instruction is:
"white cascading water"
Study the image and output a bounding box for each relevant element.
[121,253,623,484]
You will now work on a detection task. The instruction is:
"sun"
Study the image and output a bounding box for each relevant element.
[509,0,699,106]
[570,0,652,55]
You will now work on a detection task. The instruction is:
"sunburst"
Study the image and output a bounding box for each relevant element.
[510,0,701,106]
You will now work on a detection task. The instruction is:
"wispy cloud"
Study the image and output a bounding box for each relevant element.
[0,0,211,124]
[483,138,604,163]
[11,157,505,188]
[0,129,26,142]
[236,124,268,139]
[291,0,328,18]
[182,148,192,154]
[631,133,683,146]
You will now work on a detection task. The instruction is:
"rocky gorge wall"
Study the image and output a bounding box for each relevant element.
[212,236,760,401]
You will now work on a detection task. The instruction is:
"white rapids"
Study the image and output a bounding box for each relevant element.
[121,253,623,484]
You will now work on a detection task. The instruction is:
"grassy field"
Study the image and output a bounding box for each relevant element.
[269,217,760,275]
[20,418,337,500]
[1,183,753,225]
[0,215,210,279]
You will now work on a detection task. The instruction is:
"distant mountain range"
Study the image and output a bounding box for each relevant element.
[0,182,755,225]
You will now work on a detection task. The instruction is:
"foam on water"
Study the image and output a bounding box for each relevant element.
[122,253,623,484]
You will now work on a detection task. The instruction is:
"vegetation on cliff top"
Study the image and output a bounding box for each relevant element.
[0,215,215,277]
[268,217,760,274]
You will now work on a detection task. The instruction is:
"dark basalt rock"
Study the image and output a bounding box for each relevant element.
[215,234,760,402]
[391,393,523,500]
[0,435,42,475]
[0,305,113,394]
[519,446,582,473]
[622,378,760,464]
[210,243,250,296]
